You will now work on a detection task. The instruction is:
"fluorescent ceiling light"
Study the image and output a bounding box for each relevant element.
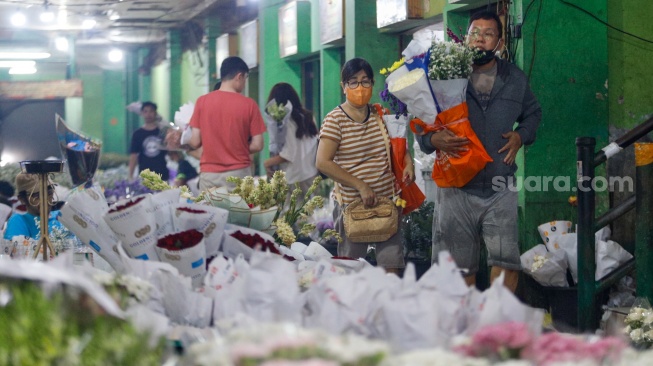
[0,60,36,68]
[40,11,55,23]
[82,19,96,29]
[108,49,123,62]
[57,9,68,25]
[0,52,51,59]
[55,37,69,51]
[11,12,26,27]
[9,66,37,75]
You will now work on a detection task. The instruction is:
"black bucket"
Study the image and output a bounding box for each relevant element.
[545,286,578,330]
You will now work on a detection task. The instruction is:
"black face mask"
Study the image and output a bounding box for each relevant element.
[474,49,495,65]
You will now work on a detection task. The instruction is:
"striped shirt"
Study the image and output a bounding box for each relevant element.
[320,106,394,205]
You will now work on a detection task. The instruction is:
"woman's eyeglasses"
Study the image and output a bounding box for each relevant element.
[345,79,373,89]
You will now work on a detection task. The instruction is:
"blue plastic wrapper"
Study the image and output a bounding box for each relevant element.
[55,115,102,188]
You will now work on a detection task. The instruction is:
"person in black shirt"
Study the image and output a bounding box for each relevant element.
[168,151,198,188]
[128,101,169,181]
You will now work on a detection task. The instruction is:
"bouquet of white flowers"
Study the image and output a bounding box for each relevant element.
[387,30,492,188]
[264,99,293,156]
[624,299,653,349]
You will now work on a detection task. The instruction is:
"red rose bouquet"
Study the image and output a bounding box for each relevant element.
[174,202,229,264]
[103,194,158,261]
[155,229,207,288]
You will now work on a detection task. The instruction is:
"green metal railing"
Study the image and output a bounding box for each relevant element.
[576,117,653,331]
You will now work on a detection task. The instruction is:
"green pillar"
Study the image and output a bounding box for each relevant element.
[103,70,127,153]
[344,0,401,103]
[66,35,77,79]
[169,29,183,121]
[320,48,343,123]
[206,17,221,89]
[125,49,140,144]
[138,47,152,102]
[259,0,303,174]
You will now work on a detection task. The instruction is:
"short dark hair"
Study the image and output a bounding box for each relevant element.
[469,10,503,39]
[341,58,374,84]
[0,180,14,198]
[220,56,249,80]
[141,101,157,111]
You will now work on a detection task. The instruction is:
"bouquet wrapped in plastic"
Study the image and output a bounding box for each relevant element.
[373,104,424,214]
[263,99,293,156]
[387,32,492,188]
[56,114,101,188]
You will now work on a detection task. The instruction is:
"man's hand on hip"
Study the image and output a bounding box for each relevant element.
[499,131,522,165]
[430,129,469,158]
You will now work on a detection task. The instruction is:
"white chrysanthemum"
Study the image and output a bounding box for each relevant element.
[631,328,644,342]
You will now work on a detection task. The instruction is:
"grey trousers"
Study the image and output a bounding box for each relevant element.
[431,187,521,274]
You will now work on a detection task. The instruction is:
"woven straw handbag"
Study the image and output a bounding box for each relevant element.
[343,196,398,243]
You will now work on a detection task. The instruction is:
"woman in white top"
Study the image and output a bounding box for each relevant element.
[263,83,319,194]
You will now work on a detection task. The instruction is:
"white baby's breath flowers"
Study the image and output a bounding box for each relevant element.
[92,272,153,303]
[428,41,476,81]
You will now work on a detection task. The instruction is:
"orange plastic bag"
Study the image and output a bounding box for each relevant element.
[373,104,425,214]
[410,102,493,188]
[390,137,426,214]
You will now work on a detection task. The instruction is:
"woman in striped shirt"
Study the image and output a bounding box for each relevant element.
[316,58,415,274]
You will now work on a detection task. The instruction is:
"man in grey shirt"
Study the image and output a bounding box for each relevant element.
[416,10,541,292]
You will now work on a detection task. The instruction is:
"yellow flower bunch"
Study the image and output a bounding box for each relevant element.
[140,169,202,202]
[275,219,296,246]
[380,58,405,76]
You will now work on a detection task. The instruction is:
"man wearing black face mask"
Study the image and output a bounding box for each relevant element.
[416,10,541,293]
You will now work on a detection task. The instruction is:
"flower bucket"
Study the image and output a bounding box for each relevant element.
[545,286,578,330]
[205,188,249,211]
[229,206,278,231]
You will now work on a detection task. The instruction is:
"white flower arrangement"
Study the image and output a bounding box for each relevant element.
[624,305,653,348]
[531,254,548,272]
[428,41,476,81]
[92,271,153,304]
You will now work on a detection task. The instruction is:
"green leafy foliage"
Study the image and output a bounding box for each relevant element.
[402,201,434,262]
[0,280,165,366]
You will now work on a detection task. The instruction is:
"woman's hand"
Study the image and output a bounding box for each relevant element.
[357,182,377,207]
[402,164,415,187]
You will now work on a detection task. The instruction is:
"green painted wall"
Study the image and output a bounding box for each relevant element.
[151,61,171,122]
[608,0,653,129]
[169,30,183,122]
[79,72,104,141]
[102,70,127,153]
[181,47,210,105]
[514,0,609,249]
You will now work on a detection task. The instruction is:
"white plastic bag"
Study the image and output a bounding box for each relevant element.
[520,244,569,287]
[596,240,633,280]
